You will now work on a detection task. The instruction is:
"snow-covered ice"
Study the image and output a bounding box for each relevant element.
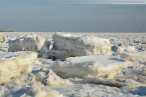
[53,54,131,79]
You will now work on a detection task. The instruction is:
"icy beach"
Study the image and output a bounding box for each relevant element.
[0,32,146,97]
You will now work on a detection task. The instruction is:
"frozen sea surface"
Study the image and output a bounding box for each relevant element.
[0,32,146,97]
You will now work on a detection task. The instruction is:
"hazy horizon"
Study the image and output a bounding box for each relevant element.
[0,0,146,32]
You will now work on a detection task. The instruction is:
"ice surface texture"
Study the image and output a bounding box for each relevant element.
[53,54,131,79]
[0,51,37,84]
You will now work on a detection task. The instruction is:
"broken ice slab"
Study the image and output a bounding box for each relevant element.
[83,76,146,88]
[0,51,37,84]
[53,54,131,79]
[119,51,146,62]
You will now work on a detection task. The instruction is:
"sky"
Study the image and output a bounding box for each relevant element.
[0,0,146,32]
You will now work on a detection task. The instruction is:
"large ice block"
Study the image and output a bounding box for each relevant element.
[53,54,131,79]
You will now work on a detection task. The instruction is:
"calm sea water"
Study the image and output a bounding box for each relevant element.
[0,5,146,32]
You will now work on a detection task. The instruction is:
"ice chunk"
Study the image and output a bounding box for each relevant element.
[0,51,37,84]
[0,38,2,42]
[4,73,36,89]
[35,69,72,86]
[83,76,124,87]
[0,86,10,97]
[0,32,2,42]
[83,76,145,88]
[8,34,47,52]
[28,86,64,97]
[125,79,145,88]
[119,51,146,62]
[2,83,63,97]
[112,44,136,53]
[53,54,131,79]
[0,43,9,52]
[0,43,9,48]
[120,65,146,84]
[52,32,112,59]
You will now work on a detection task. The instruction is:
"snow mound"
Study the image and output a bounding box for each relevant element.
[53,54,131,79]
[0,51,37,84]
[8,34,46,52]
[119,51,146,62]
[52,32,112,59]
[35,69,72,86]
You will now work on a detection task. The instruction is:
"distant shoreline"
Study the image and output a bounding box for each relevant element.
[0,30,13,32]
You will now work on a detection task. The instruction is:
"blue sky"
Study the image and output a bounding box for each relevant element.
[0,0,146,32]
